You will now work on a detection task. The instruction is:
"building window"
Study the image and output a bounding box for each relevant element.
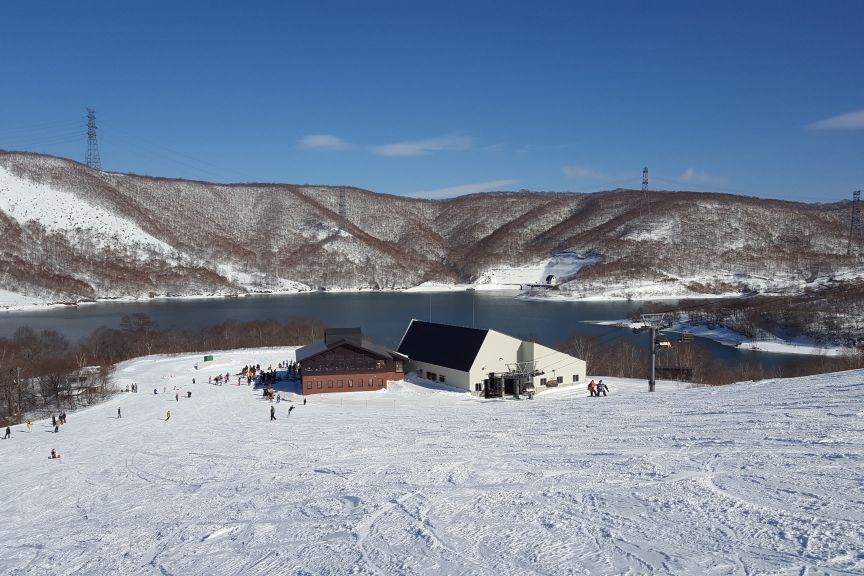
[338,380,344,388]
[328,380,334,389]
[378,378,384,386]
[427,372,436,381]
[306,381,312,390]
[439,375,445,383]
[347,379,352,388]
[540,378,547,386]
[368,378,373,387]
[396,361,403,373]
[475,383,483,392]
[317,380,323,389]
[357,379,363,388]
[573,374,580,382]
[557,376,563,384]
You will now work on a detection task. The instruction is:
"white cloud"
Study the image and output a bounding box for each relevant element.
[562,165,606,179]
[809,110,864,130]
[405,179,518,199]
[678,168,720,184]
[372,135,473,157]
[299,134,352,150]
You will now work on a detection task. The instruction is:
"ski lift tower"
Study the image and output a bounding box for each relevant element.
[632,313,672,392]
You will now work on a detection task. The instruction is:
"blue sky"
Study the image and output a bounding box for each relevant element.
[1,1,861,201]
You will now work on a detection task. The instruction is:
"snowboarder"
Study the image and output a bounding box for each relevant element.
[165,410,171,421]
[50,448,60,459]
[154,388,158,395]
[187,391,192,398]
[3,426,10,439]
[117,407,122,419]
[288,405,295,416]
[270,405,276,421]
[597,380,608,397]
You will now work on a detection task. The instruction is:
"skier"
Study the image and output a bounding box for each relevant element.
[288,405,295,416]
[26,420,32,431]
[597,380,609,397]
[117,407,122,419]
[303,398,307,406]
[175,393,179,402]
[3,426,10,439]
[165,410,171,421]
[587,380,597,397]
[270,405,276,421]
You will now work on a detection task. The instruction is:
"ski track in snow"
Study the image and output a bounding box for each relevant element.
[1,348,863,575]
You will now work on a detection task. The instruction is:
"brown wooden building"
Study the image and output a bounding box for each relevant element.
[297,328,405,395]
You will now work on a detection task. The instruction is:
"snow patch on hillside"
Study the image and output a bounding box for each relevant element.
[475,250,600,288]
[0,166,175,253]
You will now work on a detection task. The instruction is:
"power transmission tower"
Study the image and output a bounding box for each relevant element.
[85,108,102,170]
[640,167,649,220]
[848,190,862,256]
[338,189,347,220]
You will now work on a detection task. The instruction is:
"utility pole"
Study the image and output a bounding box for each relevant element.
[85,108,102,170]
[848,190,861,256]
[632,313,671,392]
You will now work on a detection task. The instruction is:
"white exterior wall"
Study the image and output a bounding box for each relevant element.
[467,330,522,394]
[526,342,586,388]
[408,360,471,390]
[405,329,586,395]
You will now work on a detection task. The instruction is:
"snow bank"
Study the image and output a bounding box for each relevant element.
[1,347,862,574]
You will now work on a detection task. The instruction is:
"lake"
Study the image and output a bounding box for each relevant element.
[0,291,815,371]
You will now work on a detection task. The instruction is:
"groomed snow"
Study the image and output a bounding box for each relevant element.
[1,348,862,575]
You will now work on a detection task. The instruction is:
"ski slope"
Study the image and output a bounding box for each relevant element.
[1,348,862,575]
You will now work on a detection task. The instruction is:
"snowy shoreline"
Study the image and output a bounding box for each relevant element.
[587,319,854,357]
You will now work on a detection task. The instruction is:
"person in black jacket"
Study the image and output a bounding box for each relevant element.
[270,405,276,421]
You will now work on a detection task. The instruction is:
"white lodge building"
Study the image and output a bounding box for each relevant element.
[396,320,587,396]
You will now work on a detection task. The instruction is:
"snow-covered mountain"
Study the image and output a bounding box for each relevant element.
[0,151,860,305]
[1,347,862,574]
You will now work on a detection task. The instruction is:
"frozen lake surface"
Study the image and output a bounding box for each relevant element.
[1,348,862,575]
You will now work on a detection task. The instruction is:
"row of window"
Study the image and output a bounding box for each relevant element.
[306,377,386,390]
[425,371,445,384]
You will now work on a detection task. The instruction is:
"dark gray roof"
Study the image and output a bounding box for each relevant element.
[396,320,488,372]
[296,329,403,363]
